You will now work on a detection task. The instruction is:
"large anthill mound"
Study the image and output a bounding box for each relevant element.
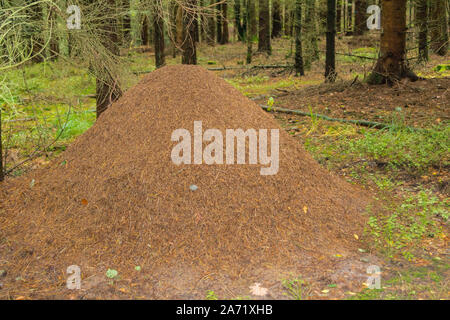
[0,65,370,298]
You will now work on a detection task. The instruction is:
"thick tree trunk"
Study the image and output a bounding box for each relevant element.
[234,0,245,41]
[368,0,418,85]
[416,0,428,62]
[272,0,282,38]
[430,0,448,56]
[354,0,366,35]
[182,0,197,64]
[154,4,166,68]
[294,0,304,76]
[258,0,271,54]
[96,0,123,118]
[325,0,337,82]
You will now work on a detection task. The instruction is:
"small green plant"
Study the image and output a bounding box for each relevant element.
[281,277,308,300]
[365,190,448,260]
[206,290,218,300]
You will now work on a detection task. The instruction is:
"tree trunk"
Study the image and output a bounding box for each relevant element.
[354,0,366,35]
[430,0,448,56]
[294,0,304,76]
[49,5,59,60]
[416,0,428,62]
[216,1,223,44]
[96,0,123,118]
[305,0,319,62]
[246,0,255,63]
[258,0,271,54]
[272,0,282,38]
[207,0,216,45]
[154,4,166,68]
[368,0,418,85]
[337,0,342,33]
[142,15,150,46]
[182,0,198,64]
[170,1,179,57]
[221,1,229,44]
[234,0,245,41]
[0,108,3,182]
[325,0,337,82]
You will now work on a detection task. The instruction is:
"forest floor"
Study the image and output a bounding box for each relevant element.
[0,35,449,300]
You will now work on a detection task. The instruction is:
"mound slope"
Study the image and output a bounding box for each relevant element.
[0,65,369,298]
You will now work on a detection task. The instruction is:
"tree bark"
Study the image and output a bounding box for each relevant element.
[234,0,245,41]
[294,0,304,76]
[272,0,282,38]
[430,0,448,56]
[246,0,255,63]
[207,0,216,45]
[221,0,229,44]
[325,0,337,82]
[337,0,342,33]
[142,15,150,46]
[182,0,198,64]
[154,4,166,68]
[96,0,123,118]
[368,0,418,85]
[216,1,223,44]
[305,0,319,62]
[354,0,366,35]
[0,108,4,182]
[416,0,428,62]
[258,0,271,54]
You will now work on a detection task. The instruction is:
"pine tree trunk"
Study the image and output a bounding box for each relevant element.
[306,0,319,62]
[354,0,366,35]
[142,15,150,46]
[325,0,337,82]
[294,0,304,76]
[96,0,123,118]
[337,0,342,33]
[182,0,198,64]
[416,0,428,62]
[221,1,229,44]
[154,4,166,68]
[258,0,271,54]
[368,0,418,84]
[0,108,4,182]
[246,0,255,63]
[49,5,59,61]
[430,0,448,56]
[216,1,223,44]
[234,0,245,41]
[170,1,179,57]
[207,0,216,45]
[272,0,282,38]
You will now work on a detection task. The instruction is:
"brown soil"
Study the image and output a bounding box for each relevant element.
[272,77,450,128]
[0,65,372,299]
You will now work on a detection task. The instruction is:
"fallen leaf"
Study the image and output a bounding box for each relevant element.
[303,206,308,214]
[81,199,88,206]
[250,283,269,296]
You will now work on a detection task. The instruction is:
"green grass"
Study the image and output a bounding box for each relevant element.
[305,125,449,175]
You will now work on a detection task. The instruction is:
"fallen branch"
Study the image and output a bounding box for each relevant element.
[260,105,418,131]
